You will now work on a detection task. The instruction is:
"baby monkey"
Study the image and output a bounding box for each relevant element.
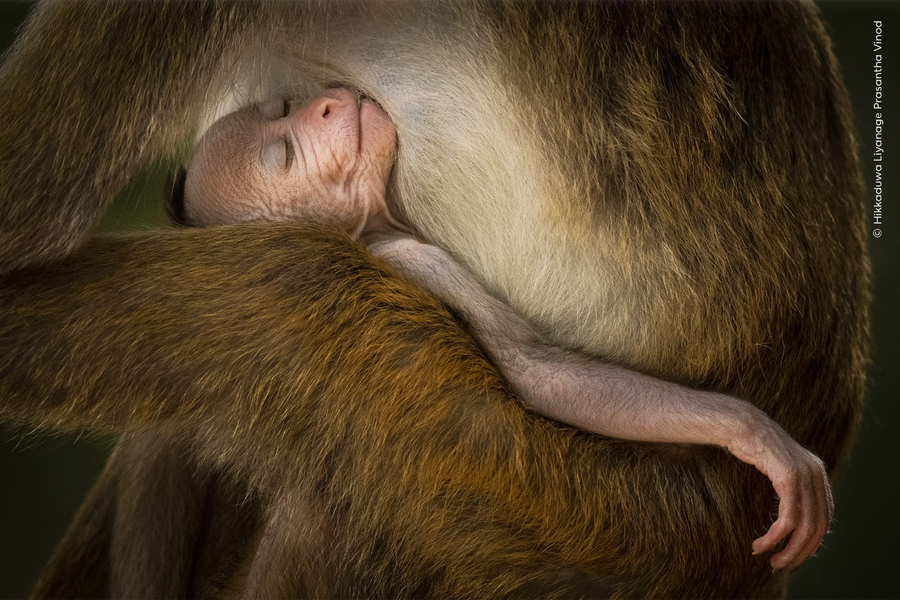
[170,87,831,572]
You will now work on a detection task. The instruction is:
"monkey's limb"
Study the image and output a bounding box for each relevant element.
[107,435,213,598]
[30,436,211,599]
[0,0,264,272]
[1,224,781,598]
[32,435,262,600]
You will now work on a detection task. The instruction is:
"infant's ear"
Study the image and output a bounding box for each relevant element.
[165,166,192,228]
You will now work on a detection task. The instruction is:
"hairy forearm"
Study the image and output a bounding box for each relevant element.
[372,235,769,450]
[0,224,491,490]
[508,350,762,449]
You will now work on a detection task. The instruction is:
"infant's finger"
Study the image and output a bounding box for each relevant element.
[770,473,822,571]
[752,490,797,555]
[753,521,787,556]
[785,470,831,571]
[752,522,786,555]
[769,510,810,570]
[769,488,807,569]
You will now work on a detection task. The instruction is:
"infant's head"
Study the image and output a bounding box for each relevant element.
[179,87,399,236]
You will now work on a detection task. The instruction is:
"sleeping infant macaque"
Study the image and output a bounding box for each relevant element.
[171,87,831,572]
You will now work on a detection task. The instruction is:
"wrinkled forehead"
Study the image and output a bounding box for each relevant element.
[194,107,260,180]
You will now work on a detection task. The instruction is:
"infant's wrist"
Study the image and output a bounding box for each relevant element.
[717,397,770,461]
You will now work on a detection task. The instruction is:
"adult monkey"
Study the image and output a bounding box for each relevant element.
[0,1,868,599]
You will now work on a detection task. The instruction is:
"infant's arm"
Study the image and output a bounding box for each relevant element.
[368,233,832,572]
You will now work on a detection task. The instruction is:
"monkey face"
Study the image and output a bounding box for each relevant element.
[184,87,397,236]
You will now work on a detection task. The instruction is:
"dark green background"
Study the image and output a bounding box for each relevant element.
[0,1,897,597]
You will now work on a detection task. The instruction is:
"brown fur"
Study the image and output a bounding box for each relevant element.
[0,1,867,597]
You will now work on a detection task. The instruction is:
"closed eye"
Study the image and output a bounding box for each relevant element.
[282,99,294,170]
[284,136,294,170]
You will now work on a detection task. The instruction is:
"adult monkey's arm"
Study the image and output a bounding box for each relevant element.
[0,223,777,598]
[0,0,264,272]
[0,224,480,483]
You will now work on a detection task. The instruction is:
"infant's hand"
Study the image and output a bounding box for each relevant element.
[726,417,833,572]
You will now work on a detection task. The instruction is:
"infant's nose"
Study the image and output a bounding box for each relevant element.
[305,87,357,122]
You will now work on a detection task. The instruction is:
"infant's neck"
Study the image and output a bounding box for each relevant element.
[360,193,410,239]
[360,209,412,249]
